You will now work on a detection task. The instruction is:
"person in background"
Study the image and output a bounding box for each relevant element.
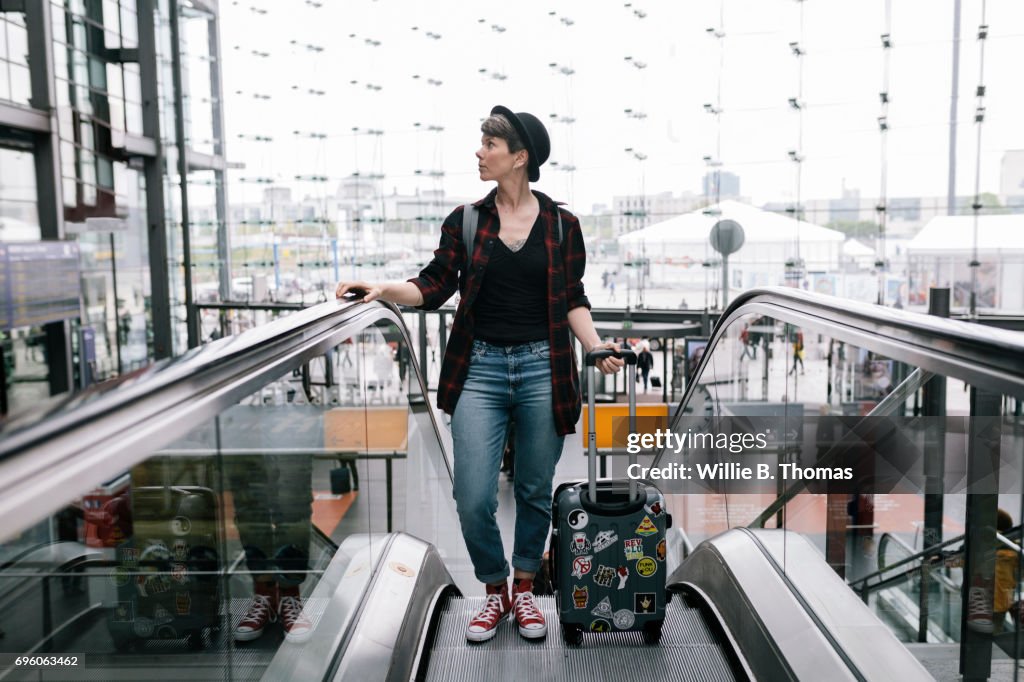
[634,338,655,393]
[789,328,805,376]
[967,508,1020,633]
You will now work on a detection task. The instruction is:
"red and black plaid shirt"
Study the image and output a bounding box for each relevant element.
[408,188,591,436]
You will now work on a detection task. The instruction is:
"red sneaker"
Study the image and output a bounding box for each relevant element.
[234,583,277,642]
[466,584,510,642]
[278,586,314,643]
[512,579,547,639]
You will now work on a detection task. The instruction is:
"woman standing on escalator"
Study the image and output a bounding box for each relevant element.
[336,106,623,643]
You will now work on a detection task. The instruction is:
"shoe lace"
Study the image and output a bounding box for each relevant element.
[473,594,505,624]
[243,594,272,622]
[968,586,991,614]
[279,596,306,623]
[514,591,541,620]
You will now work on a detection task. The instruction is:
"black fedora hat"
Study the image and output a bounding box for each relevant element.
[491,105,550,182]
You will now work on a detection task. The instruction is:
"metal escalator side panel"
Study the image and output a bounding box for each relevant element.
[672,536,804,682]
[259,533,390,682]
[746,529,933,682]
[674,528,936,681]
[326,532,457,682]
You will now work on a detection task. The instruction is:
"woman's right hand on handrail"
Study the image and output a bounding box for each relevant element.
[335,280,381,303]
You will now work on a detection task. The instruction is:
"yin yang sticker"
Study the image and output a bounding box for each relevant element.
[568,509,589,530]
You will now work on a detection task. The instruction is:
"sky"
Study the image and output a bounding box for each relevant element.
[189,0,1024,218]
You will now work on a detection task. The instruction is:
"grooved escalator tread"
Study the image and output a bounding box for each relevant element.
[424,596,737,681]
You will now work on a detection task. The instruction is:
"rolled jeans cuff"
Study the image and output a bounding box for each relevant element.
[511,553,541,575]
[476,562,510,586]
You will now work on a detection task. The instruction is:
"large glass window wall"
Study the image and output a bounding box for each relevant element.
[0,11,30,105]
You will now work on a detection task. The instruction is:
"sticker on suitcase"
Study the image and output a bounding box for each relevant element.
[571,555,593,578]
[594,565,616,588]
[616,566,628,589]
[613,609,635,630]
[176,592,192,615]
[624,538,644,560]
[568,509,589,529]
[645,500,665,517]
[635,515,658,536]
[591,597,614,619]
[636,556,657,577]
[592,530,618,552]
[573,585,589,609]
[634,593,656,614]
[571,532,591,554]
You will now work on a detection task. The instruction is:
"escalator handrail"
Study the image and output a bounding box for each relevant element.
[0,299,453,537]
[723,287,1024,371]
[850,525,1023,592]
[656,287,1024,469]
[736,528,868,682]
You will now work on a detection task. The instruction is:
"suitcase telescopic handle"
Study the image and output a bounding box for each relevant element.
[585,348,640,504]
[585,349,637,366]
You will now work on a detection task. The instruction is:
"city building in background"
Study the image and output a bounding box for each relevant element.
[0,0,228,414]
[612,190,702,235]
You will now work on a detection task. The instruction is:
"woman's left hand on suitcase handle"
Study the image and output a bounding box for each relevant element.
[589,342,625,374]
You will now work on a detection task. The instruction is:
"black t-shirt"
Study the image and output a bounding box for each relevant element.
[472,217,548,344]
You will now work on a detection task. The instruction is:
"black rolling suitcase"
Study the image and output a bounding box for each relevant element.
[552,349,669,646]
[107,485,222,650]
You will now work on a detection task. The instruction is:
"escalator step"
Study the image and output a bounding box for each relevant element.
[425,596,736,681]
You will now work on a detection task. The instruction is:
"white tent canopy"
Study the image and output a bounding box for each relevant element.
[908,214,1024,253]
[615,200,844,289]
[842,239,875,257]
[618,200,845,248]
[907,213,1024,313]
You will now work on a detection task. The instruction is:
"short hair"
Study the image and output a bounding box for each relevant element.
[481,114,525,153]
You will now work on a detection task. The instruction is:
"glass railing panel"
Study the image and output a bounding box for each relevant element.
[659,299,1024,677]
[0,308,459,679]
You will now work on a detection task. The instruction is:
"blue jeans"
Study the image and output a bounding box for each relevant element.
[451,339,565,584]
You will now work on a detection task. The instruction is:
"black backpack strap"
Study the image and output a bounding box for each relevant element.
[462,204,478,271]
[464,203,563,271]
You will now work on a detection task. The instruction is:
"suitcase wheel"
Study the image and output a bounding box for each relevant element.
[561,623,583,647]
[642,620,663,646]
[111,632,135,652]
[186,629,206,650]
